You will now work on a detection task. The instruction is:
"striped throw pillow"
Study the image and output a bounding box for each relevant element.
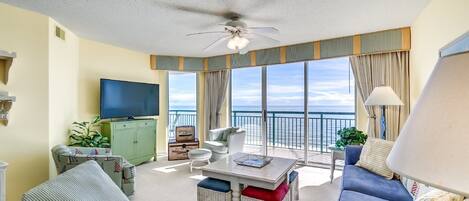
[356,138,394,179]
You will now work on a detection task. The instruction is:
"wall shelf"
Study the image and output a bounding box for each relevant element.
[0,91,16,126]
[0,50,16,85]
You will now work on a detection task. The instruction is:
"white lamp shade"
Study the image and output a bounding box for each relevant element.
[364,86,403,106]
[387,52,469,196]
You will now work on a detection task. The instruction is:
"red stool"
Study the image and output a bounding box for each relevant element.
[241,182,290,201]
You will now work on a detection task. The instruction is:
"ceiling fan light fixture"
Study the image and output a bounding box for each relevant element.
[227,36,249,50]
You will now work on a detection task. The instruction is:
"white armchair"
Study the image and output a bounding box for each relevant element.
[203,127,246,161]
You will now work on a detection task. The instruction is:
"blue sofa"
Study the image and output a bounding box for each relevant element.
[339,146,413,201]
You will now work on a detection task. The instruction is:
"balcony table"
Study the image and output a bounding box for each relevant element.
[201,153,296,201]
[328,144,344,183]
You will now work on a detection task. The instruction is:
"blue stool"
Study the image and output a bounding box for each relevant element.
[289,171,299,201]
[197,178,232,201]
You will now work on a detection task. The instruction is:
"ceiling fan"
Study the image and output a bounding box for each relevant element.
[156,1,280,54]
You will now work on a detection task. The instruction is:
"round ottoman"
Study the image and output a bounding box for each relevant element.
[188,148,212,172]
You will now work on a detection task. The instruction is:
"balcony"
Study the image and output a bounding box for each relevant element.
[169,109,355,164]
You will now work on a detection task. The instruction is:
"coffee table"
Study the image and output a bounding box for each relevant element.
[201,153,297,201]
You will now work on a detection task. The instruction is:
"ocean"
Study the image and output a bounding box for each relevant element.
[170,105,355,113]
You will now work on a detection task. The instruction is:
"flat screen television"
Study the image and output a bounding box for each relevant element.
[100,79,159,119]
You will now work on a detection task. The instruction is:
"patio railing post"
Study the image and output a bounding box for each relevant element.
[272,112,276,147]
[320,113,324,153]
[233,111,237,126]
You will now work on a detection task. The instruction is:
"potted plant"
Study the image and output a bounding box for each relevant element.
[69,116,110,148]
[335,127,367,149]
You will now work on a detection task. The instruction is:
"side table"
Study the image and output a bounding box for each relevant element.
[328,145,344,183]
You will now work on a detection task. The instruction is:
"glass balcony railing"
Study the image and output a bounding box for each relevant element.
[169,110,355,153]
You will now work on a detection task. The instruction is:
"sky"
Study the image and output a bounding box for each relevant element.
[168,57,355,111]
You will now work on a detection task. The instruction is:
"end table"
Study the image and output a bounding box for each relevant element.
[328,145,344,183]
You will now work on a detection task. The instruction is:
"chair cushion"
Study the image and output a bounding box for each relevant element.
[22,160,128,201]
[342,165,413,201]
[242,182,289,201]
[197,178,231,193]
[221,127,239,141]
[289,171,298,184]
[203,141,228,154]
[339,190,387,201]
[189,148,212,159]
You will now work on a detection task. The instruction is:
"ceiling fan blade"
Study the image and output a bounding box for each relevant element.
[186,31,226,37]
[154,2,226,18]
[204,36,230,52]
[240,0,271,14]
[246,33,280,44]
[246,27,279,34]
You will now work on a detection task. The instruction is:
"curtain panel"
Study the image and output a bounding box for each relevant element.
[350,51,410,141]
[203,70,231,136]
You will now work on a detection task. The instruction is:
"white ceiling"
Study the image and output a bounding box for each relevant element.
[1,0,430,57]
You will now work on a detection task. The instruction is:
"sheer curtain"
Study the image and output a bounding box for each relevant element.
[203,70,231,135]
[350,51,410,140]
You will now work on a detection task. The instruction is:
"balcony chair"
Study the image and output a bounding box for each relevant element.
[51,144,136,196]
[203,127,246,161]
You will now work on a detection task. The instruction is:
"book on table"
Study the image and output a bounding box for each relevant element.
[234,154,273,168]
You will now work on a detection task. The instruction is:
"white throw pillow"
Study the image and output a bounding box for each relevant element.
[356,138,394,179]
[415,189,464,201]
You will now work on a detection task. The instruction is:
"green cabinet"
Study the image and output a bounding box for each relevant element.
[102,119,157,165]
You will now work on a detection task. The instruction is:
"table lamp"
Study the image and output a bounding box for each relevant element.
[364,86,403,139]
[387,50,469,196]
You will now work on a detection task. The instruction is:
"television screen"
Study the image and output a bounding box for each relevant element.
[100,79,159,119]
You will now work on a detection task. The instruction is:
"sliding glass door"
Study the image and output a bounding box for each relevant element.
[231,67,265,155]
[266,62,305,161]
[307,57,355,164]
[231,57,356,165]
[168,72,197,140]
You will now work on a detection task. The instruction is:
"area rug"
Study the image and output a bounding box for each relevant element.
[132,156,341,201]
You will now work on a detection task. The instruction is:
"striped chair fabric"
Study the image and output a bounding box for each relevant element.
[22,160,129,201]
[51,144,136,196]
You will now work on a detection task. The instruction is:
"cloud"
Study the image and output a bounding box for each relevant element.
[268,85,303,94]
[310,80,354,91]
[309,91,354,106]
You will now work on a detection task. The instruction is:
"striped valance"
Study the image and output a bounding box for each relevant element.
[150,27,410,72]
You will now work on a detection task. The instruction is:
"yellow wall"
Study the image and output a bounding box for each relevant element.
[0,4,170,199]
[410,0,469,106]
[0,4,50,201]
[78,38,168,153]
[48,19,79,177]
[157,71,169,153]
